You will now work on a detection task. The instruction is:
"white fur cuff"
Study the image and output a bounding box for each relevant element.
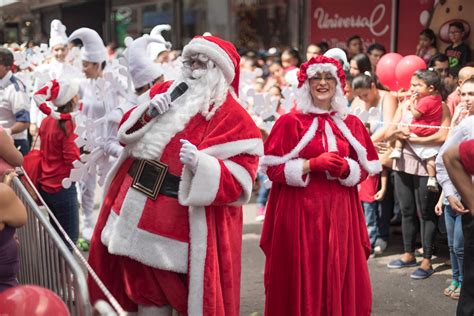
[338,158,361,187]
[284,158,310,187]
[117,100,154,145]
[179,151,221,206]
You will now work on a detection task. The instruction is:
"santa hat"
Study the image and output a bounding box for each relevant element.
[128,35,165,89]
[33,79,80,120]
[295,55,348,115]
[182,35,240,95]
[324,48,349,70]
[49,20,68,48]
[147,24,172,60]
[68,28,107,63]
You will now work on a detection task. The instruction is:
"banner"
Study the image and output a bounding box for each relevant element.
[309,0,396,52]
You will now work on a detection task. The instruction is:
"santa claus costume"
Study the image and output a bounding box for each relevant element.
[259,56,381,316]
[87,36,262,315]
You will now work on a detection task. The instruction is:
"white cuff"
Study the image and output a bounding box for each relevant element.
[179,151,221,206]
[284,158,310,187]
[338,158,361,187]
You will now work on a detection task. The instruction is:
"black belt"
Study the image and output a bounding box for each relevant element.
[128,160,180,200]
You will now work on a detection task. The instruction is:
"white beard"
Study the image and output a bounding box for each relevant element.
[127,65,230,160]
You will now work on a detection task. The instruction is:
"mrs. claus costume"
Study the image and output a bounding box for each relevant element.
[87,36,262,315]
[259,56,381,316]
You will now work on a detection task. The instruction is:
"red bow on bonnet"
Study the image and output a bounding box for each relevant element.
[297,55,346,88]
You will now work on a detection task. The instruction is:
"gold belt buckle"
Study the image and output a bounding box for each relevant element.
[131,160,168,200]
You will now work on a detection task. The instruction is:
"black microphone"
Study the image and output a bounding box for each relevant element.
[148,82,189,118]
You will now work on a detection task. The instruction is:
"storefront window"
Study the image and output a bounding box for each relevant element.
[232,0,290,51]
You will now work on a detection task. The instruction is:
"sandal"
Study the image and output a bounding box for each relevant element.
[444,281,459,296]
[451,285,461,300]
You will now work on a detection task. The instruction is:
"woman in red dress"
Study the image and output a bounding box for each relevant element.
[260,56,381,315]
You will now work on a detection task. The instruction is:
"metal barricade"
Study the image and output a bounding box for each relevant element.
[12,176,93,316]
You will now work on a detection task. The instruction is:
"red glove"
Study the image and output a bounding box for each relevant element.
[309,152,344,174]
[329,157,350,178]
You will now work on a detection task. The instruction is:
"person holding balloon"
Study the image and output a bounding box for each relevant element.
[389,69,444,192]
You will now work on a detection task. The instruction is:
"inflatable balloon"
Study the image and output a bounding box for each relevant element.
[0,285,70,316]
[375,53,403,91]
[395,55,427,90]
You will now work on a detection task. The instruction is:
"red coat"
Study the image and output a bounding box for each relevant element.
[87,82,262,315]
[260,111,381,316]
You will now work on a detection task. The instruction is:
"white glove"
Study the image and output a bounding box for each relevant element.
[149,93,171,115]
[179,139,199,172]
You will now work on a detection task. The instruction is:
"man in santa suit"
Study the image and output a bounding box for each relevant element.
[87,35,263,315]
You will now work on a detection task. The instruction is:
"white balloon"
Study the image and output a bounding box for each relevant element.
[419,10,430,27]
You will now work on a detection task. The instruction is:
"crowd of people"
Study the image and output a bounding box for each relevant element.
[0,17,473,316]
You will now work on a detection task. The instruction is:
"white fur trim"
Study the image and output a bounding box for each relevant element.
[331,116,382,175]
[338,158,361,187]
[179,151,221,206]
[223,160,254,205]
[117,100,155,145]
[325,121,338,152]
[202,138,263,160]
[182,38,235,85]
[295,63,348,117]
[284,158,310,187]
[102,150,129,199]
[260,117,318,168]
[187,205,207,316]
[105,188,189,273]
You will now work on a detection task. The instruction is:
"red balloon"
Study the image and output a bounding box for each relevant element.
[375,53,403,91]
[0,285,70,316]
[395,55,427,90]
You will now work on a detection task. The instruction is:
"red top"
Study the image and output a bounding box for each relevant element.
[38,116,80,193]
[359,174,380,203]
[410,95,443,137]
[459,139,474,175]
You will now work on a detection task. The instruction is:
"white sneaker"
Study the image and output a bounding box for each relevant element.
[374,239,388,255]
[82,226,94,242]
[427,176,439,192]
[389,148,402,159]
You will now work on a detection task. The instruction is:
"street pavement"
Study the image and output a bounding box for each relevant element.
[240,203,458,316]
[84,190,458,315]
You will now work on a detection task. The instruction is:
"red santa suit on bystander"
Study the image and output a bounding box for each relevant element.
[260,56,381,316]
[87,36,262,315]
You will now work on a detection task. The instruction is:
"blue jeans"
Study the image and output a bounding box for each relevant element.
[257,173,269,207]
[444,205,464,283]
[39,185,79,251]
[363,201,378,250]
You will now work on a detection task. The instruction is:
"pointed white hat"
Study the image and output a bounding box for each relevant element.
[324,48,349,70]
[68,27,107,63]
[49,19,68,48]
[128,35,165,89]
[146,24,172,60]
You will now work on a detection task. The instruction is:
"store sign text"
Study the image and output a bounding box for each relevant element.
[313,4,389,37]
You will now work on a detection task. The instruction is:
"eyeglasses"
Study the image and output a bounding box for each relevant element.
[310,76,336,84]
[183,59,208,70]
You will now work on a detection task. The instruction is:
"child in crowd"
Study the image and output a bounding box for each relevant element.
[416,29,438,65]
[389,70,444,191]
[33,79,81,251]
[445,22,471,68]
